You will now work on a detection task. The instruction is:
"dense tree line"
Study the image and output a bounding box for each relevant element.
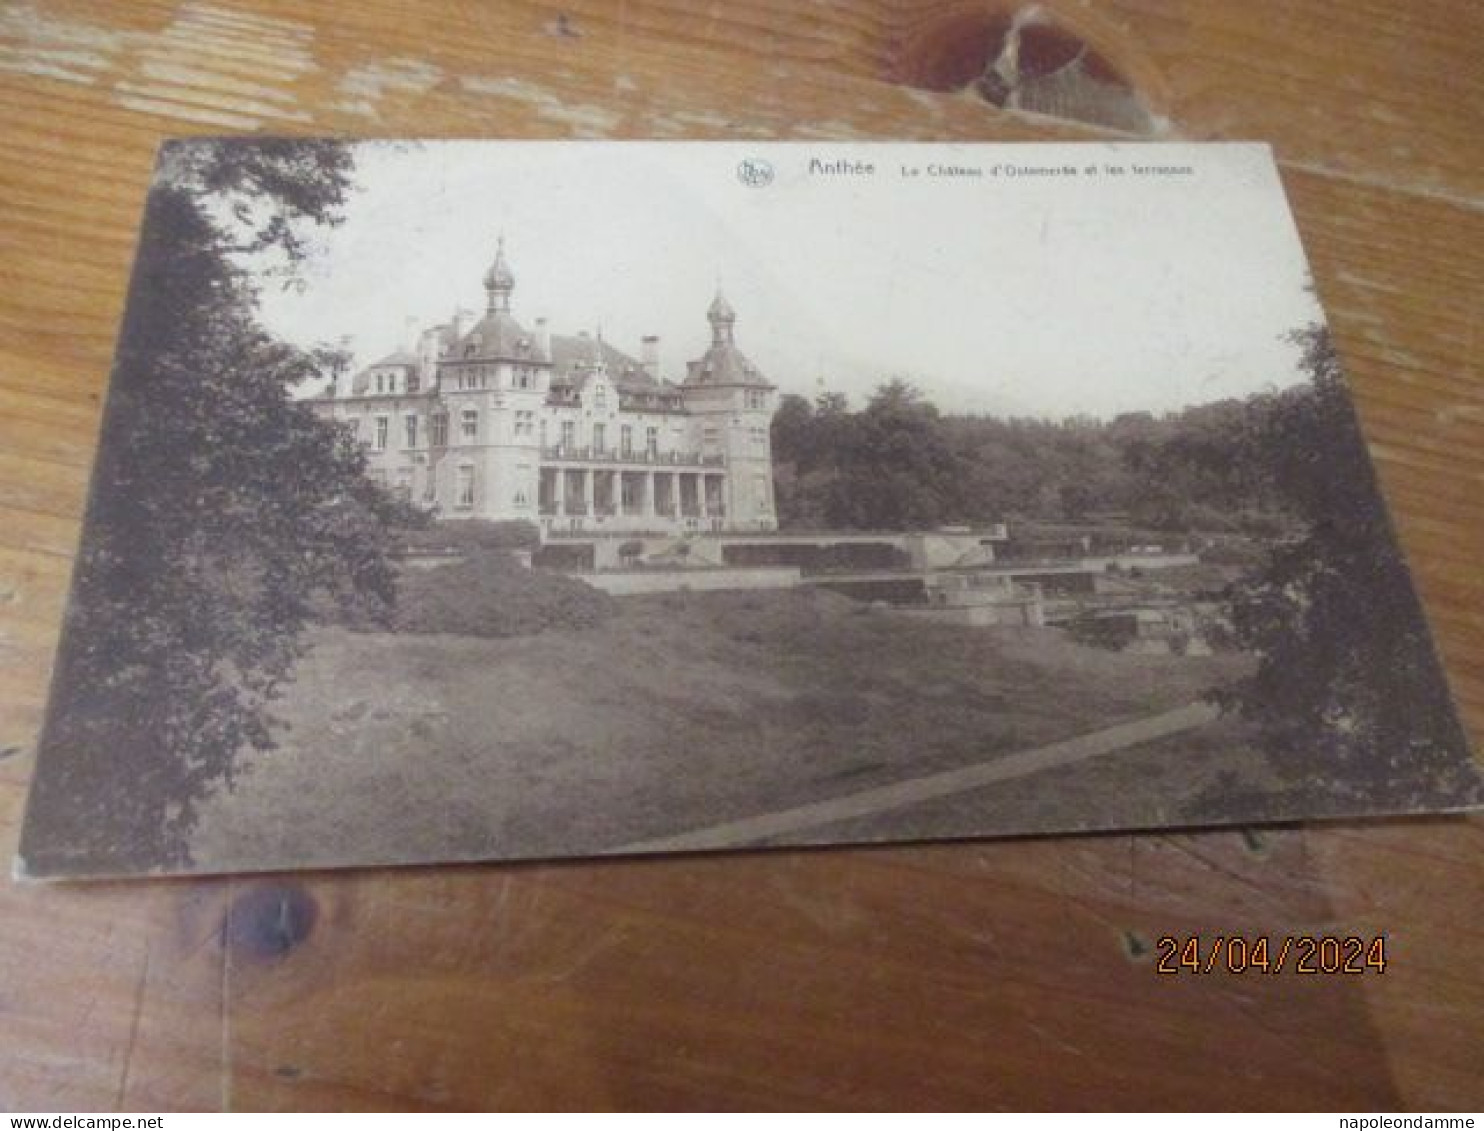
[771,377,1296,533]
[774,353,1479,803]
[22,140,411,870]
[382,347,1465,807]
[1216,328,1479,803]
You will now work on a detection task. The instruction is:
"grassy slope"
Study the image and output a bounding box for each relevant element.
[190,588,1255,871]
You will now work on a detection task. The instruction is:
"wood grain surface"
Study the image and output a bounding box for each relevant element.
[2,0,1482,1111]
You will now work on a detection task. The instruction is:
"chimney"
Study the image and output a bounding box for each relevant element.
[334,334,355,398]
[418,326,439,383]
[534,316,550,358]
[641,335,660,379]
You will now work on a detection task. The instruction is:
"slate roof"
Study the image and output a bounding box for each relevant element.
[347,348,421,394]
[547,333,669,392]
[450,311,544,362]
[684,342,773,388]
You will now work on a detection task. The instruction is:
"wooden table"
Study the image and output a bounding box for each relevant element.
[2,0,1481,1110]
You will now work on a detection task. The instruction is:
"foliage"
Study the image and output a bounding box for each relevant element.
[395,519,539,555]
[1215,327,1477,801]
[386,550,616,638]
[770,381,1296,533]
[21,139,405,871]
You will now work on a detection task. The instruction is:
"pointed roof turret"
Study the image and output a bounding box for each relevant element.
[483,235,515,313]
[707,289,737,345]
[453,236,543,361]
[686,291,773,389]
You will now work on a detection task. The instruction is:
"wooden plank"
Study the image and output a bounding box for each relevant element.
[0,0,1480,1111]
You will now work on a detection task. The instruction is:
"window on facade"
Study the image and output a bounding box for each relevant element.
[423,470,436,502]
[407,372,420,393]
[515,410,534,437]
[703,424,719,447]
[646,426,659,455]
[620,424,633,454]
[592,423,606,453]
[745,389,766,411]
[515,464,531,507]
[431,413,448,447]
[560,420,576,450]
[461,409,478,441]
[755,473,771,511]
[404,414,418,449]
[374,416,389,452]
[456,465,475,509]
[595,387,607,411]
[539,419,548,450]
[515,367,531,390]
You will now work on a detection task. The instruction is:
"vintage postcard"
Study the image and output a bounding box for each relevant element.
[18,139,1482,878]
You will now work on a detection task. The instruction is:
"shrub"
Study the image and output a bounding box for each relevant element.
[395,519,540,556]
[381,548,615,638]
[531,541,596,571]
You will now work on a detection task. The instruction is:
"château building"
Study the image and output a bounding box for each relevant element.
[312,239,779,537]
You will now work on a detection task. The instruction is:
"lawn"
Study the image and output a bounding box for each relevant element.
[190,588,1259,871]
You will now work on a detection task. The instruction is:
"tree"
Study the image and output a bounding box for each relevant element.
[774,374,1302,533]
[770,393,816,471]
[21,140,408,871]
[1216,326,1478,804]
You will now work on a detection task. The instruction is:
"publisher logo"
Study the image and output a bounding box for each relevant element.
[737,158,775,188]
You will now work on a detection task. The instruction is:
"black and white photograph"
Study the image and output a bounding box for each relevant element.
[18,138,1482,878]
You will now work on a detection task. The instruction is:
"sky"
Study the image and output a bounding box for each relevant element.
[255,140,1325,419]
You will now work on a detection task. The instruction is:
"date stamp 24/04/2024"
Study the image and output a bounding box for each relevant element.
[1156,935,1388,976]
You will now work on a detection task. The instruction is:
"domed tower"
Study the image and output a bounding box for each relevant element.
[682,289,777,531]
[483,235,515,314]
[431,236,550,522]
[707,290,736,346]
